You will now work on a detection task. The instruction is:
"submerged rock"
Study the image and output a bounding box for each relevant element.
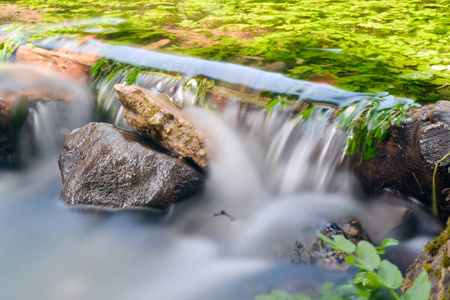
[114,84,208,169]
[289,219,369,271]
[58,122,204,209]
[402,220,450,299]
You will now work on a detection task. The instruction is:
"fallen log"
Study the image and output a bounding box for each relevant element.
[357,101,450,221]
[15,46,99,83]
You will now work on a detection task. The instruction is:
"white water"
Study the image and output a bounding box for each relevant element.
[0,62,439,300]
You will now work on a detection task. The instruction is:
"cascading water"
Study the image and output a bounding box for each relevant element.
[0,23,441,300]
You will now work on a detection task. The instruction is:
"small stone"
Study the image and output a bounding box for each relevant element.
[115,85,209,169]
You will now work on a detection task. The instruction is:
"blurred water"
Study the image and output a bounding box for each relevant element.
[0,57,439,300]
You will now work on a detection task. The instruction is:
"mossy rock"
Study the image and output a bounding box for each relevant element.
[403,218,450,300]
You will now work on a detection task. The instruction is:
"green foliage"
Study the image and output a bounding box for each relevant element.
[91,58,215,109]
[91,58,154,87]
[0,25,26,61]
[183,77,215,108]
[432,152,450,216]
[3,0,450,102]
[425,218,450,256]
[401,271,431,300]
[256,234,431,300]
[263,94,416,160]
[337,96,417,160]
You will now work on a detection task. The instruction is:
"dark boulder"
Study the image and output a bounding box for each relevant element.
[58,122,205,209]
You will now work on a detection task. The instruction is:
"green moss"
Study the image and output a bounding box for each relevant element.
[426,218,450,256]
[90,58,143,87]
[423,262,433,273]
[441,254,450,268]
[434,268,442,278]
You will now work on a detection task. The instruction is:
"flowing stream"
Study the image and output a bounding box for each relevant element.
[0,22,442,300]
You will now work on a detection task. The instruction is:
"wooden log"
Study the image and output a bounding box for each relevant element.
[357,101,450,221]
[15,46,99,83]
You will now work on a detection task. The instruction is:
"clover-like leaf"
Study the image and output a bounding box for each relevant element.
[378,259,403,289]
[401,271,431,300]
[381,238,400,247]
[333,235,357,254]
[355,241,380,270]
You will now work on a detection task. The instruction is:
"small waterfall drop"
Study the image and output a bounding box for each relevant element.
[0,30,440,300]
[0,64,93,164]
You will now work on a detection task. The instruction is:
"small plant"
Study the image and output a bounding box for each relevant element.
[182,77,215,108]
[432,151,450,217]
[336,96,417,160]
[255,234,431,300]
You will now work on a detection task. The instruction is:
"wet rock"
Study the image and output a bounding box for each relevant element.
[58,122,205,209]
[402,220,450,299]
[357,101,450,222]
[115,84,209,169]
[264,61,288,73]
[0,95,28,157]
[290,218,370,271]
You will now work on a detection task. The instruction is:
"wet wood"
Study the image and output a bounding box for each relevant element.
[357,101,450,221]
[15,46,99,83]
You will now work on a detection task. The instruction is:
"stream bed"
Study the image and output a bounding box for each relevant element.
[0,20,442,300]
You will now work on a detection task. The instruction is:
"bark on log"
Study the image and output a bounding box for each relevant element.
[357,101,450,221]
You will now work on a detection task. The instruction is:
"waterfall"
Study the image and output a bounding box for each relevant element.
[0,46,438,300]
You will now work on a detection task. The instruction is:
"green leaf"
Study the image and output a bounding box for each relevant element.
[365,271,383,290]
[317,231,336,246]
[382,238,400,247]
[401,271,431,300]
[333,235,357,254]
[302,108,313,119]
[378,259,403,289]
[352,270,368,284]
[355,241,381,270]
[345,255,362,268]
[264,98,279,110]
